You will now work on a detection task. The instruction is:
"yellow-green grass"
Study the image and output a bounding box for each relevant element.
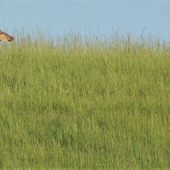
[0,30,170,169]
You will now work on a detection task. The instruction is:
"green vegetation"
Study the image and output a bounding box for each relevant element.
[0,29,170,169]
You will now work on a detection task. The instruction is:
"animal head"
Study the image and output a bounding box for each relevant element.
[0,30,14,42]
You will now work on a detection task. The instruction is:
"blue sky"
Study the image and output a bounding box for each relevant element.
[1,1,170,41]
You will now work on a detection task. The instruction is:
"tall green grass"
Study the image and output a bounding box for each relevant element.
[0,29,170,169]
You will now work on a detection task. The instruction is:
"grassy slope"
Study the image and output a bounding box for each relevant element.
[0,31,170,169]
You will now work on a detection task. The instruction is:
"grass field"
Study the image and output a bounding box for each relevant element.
[0,30,170,169]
